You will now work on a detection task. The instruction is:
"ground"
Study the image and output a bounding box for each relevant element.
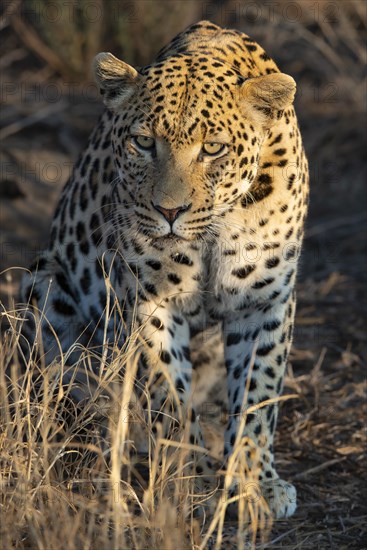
[1,3,366,548]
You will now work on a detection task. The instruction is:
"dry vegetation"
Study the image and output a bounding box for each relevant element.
[1,303,277,549]
[1,1,366,548]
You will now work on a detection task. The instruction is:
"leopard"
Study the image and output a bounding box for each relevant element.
[19,21,309,519]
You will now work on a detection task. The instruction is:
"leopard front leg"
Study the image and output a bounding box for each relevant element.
[223,293,297,519]
[132,300,216,481]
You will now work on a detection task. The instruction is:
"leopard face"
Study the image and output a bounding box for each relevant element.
[94,28,296,243]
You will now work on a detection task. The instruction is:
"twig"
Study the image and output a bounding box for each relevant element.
[258,522,307,548]
[294,457,346,479]
[0,48,27,69]
[0,0,20,31]
[10,11,73,77]
[306,212,367,238]
[0,101,67,140]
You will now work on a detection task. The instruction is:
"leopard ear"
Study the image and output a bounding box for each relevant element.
[240,73,296,126]
[93,52,139,110]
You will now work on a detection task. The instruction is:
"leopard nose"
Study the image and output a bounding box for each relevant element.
[152,202,192,224]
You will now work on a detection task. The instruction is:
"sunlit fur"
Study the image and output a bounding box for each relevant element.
[20,21,309,519]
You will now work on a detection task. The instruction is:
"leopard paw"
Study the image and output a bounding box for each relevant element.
[225,478,297,520]
[261,478,297,519]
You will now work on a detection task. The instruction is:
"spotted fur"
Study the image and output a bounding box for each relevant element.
[20,21,309,519]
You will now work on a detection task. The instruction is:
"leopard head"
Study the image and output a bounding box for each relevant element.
[93,40,295,241]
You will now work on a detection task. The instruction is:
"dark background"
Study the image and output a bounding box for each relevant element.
[1,1,366,547]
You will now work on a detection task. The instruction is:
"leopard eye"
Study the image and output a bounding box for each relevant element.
[202,142,226,156]
[133,135,155,150]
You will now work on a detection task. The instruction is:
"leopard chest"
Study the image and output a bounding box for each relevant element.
[202,227,297,318]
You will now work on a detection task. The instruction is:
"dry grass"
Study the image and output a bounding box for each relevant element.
[1,275,365,549]
[1,299,276,549]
